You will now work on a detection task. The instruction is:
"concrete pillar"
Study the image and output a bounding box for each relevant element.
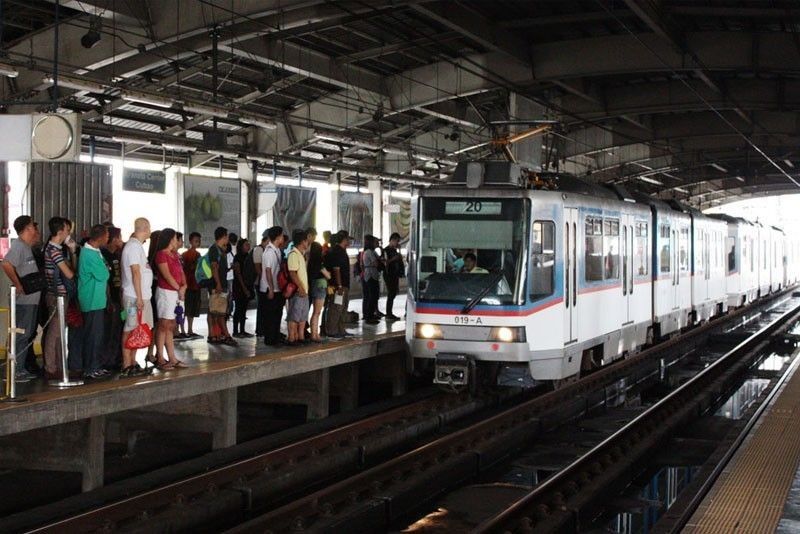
[330,362,360,411]
[0,416,106,492]
[213,387,238,449]
[368,178,383,239]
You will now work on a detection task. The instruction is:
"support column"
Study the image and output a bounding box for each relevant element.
[239,369,331,421]
[0,416,106,492]
[330,362,360,411]
[213,387,238,449]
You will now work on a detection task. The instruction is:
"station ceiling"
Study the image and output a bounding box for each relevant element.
[1,0,799,207]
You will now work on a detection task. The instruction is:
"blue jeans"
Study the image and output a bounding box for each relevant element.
[68,323,84,371]
[14,304,38,367]
[82,310,105,374]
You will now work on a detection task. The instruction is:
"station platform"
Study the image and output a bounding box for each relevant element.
[684,353,800,533]
[0,297,408,492]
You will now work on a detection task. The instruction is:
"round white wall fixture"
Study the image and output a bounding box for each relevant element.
[31,114,74,160]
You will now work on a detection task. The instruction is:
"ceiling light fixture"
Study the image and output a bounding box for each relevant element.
[674,187,689,193]
[638,176,664,185]
[183,103,230,119]
[112,136,148,145]
[121,91,176,109]
[42,74,107,93]
[709,163,728,173]
[238,115,277,130]
[0,62,18,78]
[785,160,795,169]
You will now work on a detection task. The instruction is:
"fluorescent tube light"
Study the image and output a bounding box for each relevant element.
[638,176,663,185]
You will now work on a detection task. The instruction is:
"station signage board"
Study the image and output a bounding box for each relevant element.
[122,169,166,194]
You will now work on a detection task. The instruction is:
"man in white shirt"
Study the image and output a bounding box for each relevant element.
[252,233,268,336]
[120,217,153,377]
[260,226,284,345]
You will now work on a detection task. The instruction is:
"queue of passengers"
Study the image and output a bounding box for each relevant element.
[1,215,405,384]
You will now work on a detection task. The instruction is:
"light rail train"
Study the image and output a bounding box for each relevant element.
[405,161,799,388]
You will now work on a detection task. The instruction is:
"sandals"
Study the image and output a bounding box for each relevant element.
[173,361,189,369]
[157,362,175,371]
[222,337,239,347]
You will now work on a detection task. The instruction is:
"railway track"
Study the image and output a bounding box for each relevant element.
[475,297,800,533]
[224,292,800,533]
[16,291,797,533]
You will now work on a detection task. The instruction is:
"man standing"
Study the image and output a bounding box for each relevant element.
[260,226,284,346]
[287,229,309,344]
[324,230,352,338]
[1,215,42,382]
[101,226,124,370]
[362,235,382,325]
[208,227,236,346]
[78,224,110,379]
[252,232,268,337]
[42,217,75,379]
[181,232,202,339]
[383,232,404,321]
[120,217,153,377]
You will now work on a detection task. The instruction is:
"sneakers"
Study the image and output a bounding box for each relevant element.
[386,314,401,321]
[119,364,148,378]
[83,369,110,380]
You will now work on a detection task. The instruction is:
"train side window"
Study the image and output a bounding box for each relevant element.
[530,221,555,300]
[679,227,689,272]
[585,216,603,281]
[750,238,755,272]
[659,224,671,273]
[635,222,649,275]
[727,237,736,273]
[603,218,620,280]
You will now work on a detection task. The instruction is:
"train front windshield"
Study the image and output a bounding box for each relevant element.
[415,197,528,307]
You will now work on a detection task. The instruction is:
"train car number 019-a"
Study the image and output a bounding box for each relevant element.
[454,316,483,325]
[445,201,502,215]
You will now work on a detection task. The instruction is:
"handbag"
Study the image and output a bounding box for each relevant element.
[209,292,228,315]
[19,271,47,294]
[124,310,152,350]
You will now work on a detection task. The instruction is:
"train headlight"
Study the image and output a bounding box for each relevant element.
[489,326,526,343]
[415,323,443,339]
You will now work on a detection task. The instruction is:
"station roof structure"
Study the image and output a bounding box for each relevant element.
[1,0,799,207]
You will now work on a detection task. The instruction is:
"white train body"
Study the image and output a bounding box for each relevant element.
[405,162,794,385]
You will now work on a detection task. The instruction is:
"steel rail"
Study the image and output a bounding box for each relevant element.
[225,292,797,533]
[475,297,800,533]
[26,391,468,533]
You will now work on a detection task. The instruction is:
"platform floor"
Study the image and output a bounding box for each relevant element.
[684,354,800,533]
[0,296,407,436]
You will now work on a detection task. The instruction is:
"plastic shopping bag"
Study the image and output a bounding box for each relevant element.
[124,310,153,350]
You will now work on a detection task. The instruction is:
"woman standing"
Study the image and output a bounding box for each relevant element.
[153,229,188,370]
[307,241,329,342]
[232,238,255,337]
[145,230,161,363]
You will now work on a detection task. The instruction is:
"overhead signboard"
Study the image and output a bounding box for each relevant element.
[122,169,166,194]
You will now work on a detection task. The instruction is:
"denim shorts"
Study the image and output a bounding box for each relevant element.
[310,278,328,300]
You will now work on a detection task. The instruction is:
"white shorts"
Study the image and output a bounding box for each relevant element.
[155,287,179,321]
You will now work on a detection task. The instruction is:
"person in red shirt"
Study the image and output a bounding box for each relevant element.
[154,228,188,370]
[181,232,202,339]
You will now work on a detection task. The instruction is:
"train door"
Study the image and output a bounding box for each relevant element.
[564,207,578,344]
[622,213,634,324]
[699,229,709,302]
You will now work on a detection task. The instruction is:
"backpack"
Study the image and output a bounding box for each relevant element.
[195,248,214,288]
[276,256,297,298]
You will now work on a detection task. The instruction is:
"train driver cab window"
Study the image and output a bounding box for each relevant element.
[659,224,671,273]
[603,218,620,280]
[727,237,736,273]
[530,221,555,300]
[635,222,649,275]
[585,216,603,281]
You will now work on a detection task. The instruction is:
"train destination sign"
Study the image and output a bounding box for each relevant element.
[445,200,502,215]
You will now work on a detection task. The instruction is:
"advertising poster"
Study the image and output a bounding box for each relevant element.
[273,186,316,234]
[183,174,241,247]
[389,198,411,245]
[339,192,373,248]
